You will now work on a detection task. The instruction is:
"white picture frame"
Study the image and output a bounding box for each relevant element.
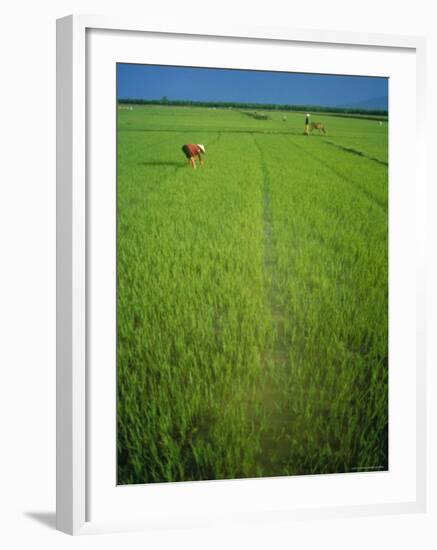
[56,14,427,535]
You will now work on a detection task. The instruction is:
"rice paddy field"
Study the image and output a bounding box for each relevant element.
[116,105,388,485]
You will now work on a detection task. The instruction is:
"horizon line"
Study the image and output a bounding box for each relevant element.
[117,97,389,113]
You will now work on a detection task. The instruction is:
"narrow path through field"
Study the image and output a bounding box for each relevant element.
[252,134,291,474]
[253,136,289,357]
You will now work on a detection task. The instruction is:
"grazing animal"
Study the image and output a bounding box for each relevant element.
[310,122,327,135]
[182,143,206,168]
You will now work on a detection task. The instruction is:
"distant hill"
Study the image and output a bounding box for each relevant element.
[339,96,388,111]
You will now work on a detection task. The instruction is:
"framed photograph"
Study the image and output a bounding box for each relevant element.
[56,14,427,535]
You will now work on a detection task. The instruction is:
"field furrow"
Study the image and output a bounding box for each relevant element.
[290,136,388,211]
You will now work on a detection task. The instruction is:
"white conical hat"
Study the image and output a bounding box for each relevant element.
[197,144,206,153]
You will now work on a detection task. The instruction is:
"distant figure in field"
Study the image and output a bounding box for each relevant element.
[310,121,327,135]
[304,113,311,135]
[182,144,206,168]
[282,115,287,122]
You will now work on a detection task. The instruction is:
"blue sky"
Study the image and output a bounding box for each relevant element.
[117,64,388,108]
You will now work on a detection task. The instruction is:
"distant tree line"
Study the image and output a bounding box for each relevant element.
[118,97,388,117]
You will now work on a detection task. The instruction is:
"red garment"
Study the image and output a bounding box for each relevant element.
[182,144,202,158]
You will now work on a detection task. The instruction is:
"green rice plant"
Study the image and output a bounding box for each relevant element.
[117,106,388,484]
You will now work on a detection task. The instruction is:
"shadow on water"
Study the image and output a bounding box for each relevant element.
[24,511,56,530]
[140,161,184,168]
